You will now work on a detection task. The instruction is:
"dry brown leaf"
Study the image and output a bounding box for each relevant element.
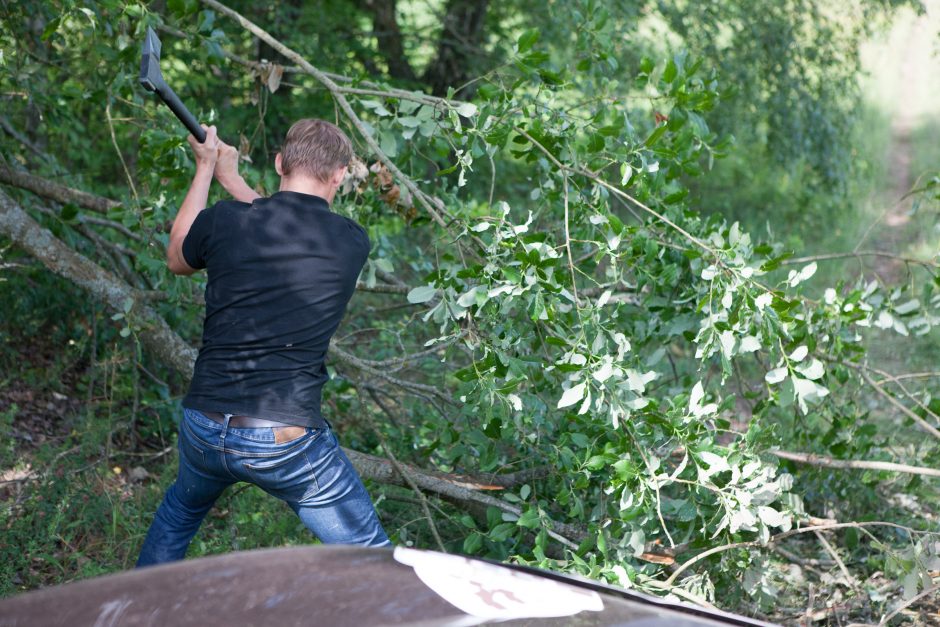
[266,64,284,93]
[638,552,676,565]
[383,185,400,206]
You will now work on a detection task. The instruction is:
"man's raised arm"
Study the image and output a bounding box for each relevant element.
[167,125,219,276]
[215,142,261,204]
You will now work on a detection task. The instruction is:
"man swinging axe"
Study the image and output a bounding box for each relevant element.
[136,28,390,566]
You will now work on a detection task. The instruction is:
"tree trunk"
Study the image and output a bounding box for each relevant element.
[422,0,490,97]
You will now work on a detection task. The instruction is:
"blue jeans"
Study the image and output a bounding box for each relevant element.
[137,408,390,566]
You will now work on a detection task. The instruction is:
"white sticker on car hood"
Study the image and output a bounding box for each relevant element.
[393,547,604,620]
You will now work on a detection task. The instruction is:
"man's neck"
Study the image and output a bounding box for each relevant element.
[279,177,335,204]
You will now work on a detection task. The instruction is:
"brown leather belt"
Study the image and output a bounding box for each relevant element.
[200,411,308,443]
[201,411,290,428]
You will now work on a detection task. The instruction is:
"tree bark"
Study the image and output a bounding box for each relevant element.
[422,0,490,97]
[360,0,417,82]
[0,189,195,376]
[771,450,940,478]
[0,164,119,214]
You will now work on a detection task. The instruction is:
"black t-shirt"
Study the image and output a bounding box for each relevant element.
[180,191,369,427]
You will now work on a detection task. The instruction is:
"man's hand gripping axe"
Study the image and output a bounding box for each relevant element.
[139,26,206,143]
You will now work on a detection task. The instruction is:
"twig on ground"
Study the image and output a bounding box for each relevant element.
[878,582,940,626]
[814,530,859,594]
[771,544,833,569]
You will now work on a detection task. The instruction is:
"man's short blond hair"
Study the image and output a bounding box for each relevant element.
[279,119,352,182]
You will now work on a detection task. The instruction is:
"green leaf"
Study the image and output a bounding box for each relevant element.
[463,532,483,553]
[517,28,540,54]
[585,455,607,471]
[760,252,793,272]
[765,367,787,384]
[379,132,398,158]
[662,58,678,83]
[59,204,78,222]
[516,508,540,529]
[41,17,61,40]
[644,124,668,147]
[406,285,437,304]
[168,0,198,17]
[489,522,516,541]
[455,102,478,118]
[557,382,586,408]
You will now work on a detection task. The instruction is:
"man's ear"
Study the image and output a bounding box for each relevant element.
[275,153,284,176]
[331,166,348,188]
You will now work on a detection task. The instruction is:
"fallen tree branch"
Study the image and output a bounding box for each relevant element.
[155,22,461,108]
[343,447,584,550]
[354,281,410,294]
[853,361,940,430]
[0,188,195,376]
[781,251,939,269]
[337,333,461,369]
[770,450,940,478]
[330,341,454,404]
[2,166,419,297]
[0,115,52,163]
[875,370,940,384]
[514,127,718,258]
[0,163,120,214]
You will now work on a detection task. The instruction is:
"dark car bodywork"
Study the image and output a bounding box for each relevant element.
[0,546,776,626]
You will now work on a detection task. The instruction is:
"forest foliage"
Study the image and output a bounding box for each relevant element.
[2,0,940,622]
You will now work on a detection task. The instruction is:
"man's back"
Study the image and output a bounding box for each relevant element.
[181,190,370,426]
[139,119,389,569]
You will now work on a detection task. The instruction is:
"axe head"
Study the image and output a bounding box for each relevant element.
[139,26,164,92]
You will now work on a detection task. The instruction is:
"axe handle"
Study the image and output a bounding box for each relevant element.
[156,84,206,143]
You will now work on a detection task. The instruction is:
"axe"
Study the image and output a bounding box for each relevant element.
[139,26,206,143]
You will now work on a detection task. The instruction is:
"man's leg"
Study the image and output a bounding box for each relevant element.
[242,427,390,547]
[137,412,234,566]
[290,430,390,546]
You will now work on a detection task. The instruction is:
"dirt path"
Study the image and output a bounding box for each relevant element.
[868,12,929,282]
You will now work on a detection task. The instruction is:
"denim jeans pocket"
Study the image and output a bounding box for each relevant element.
[179,419,210,469]
[242,444,320,502]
